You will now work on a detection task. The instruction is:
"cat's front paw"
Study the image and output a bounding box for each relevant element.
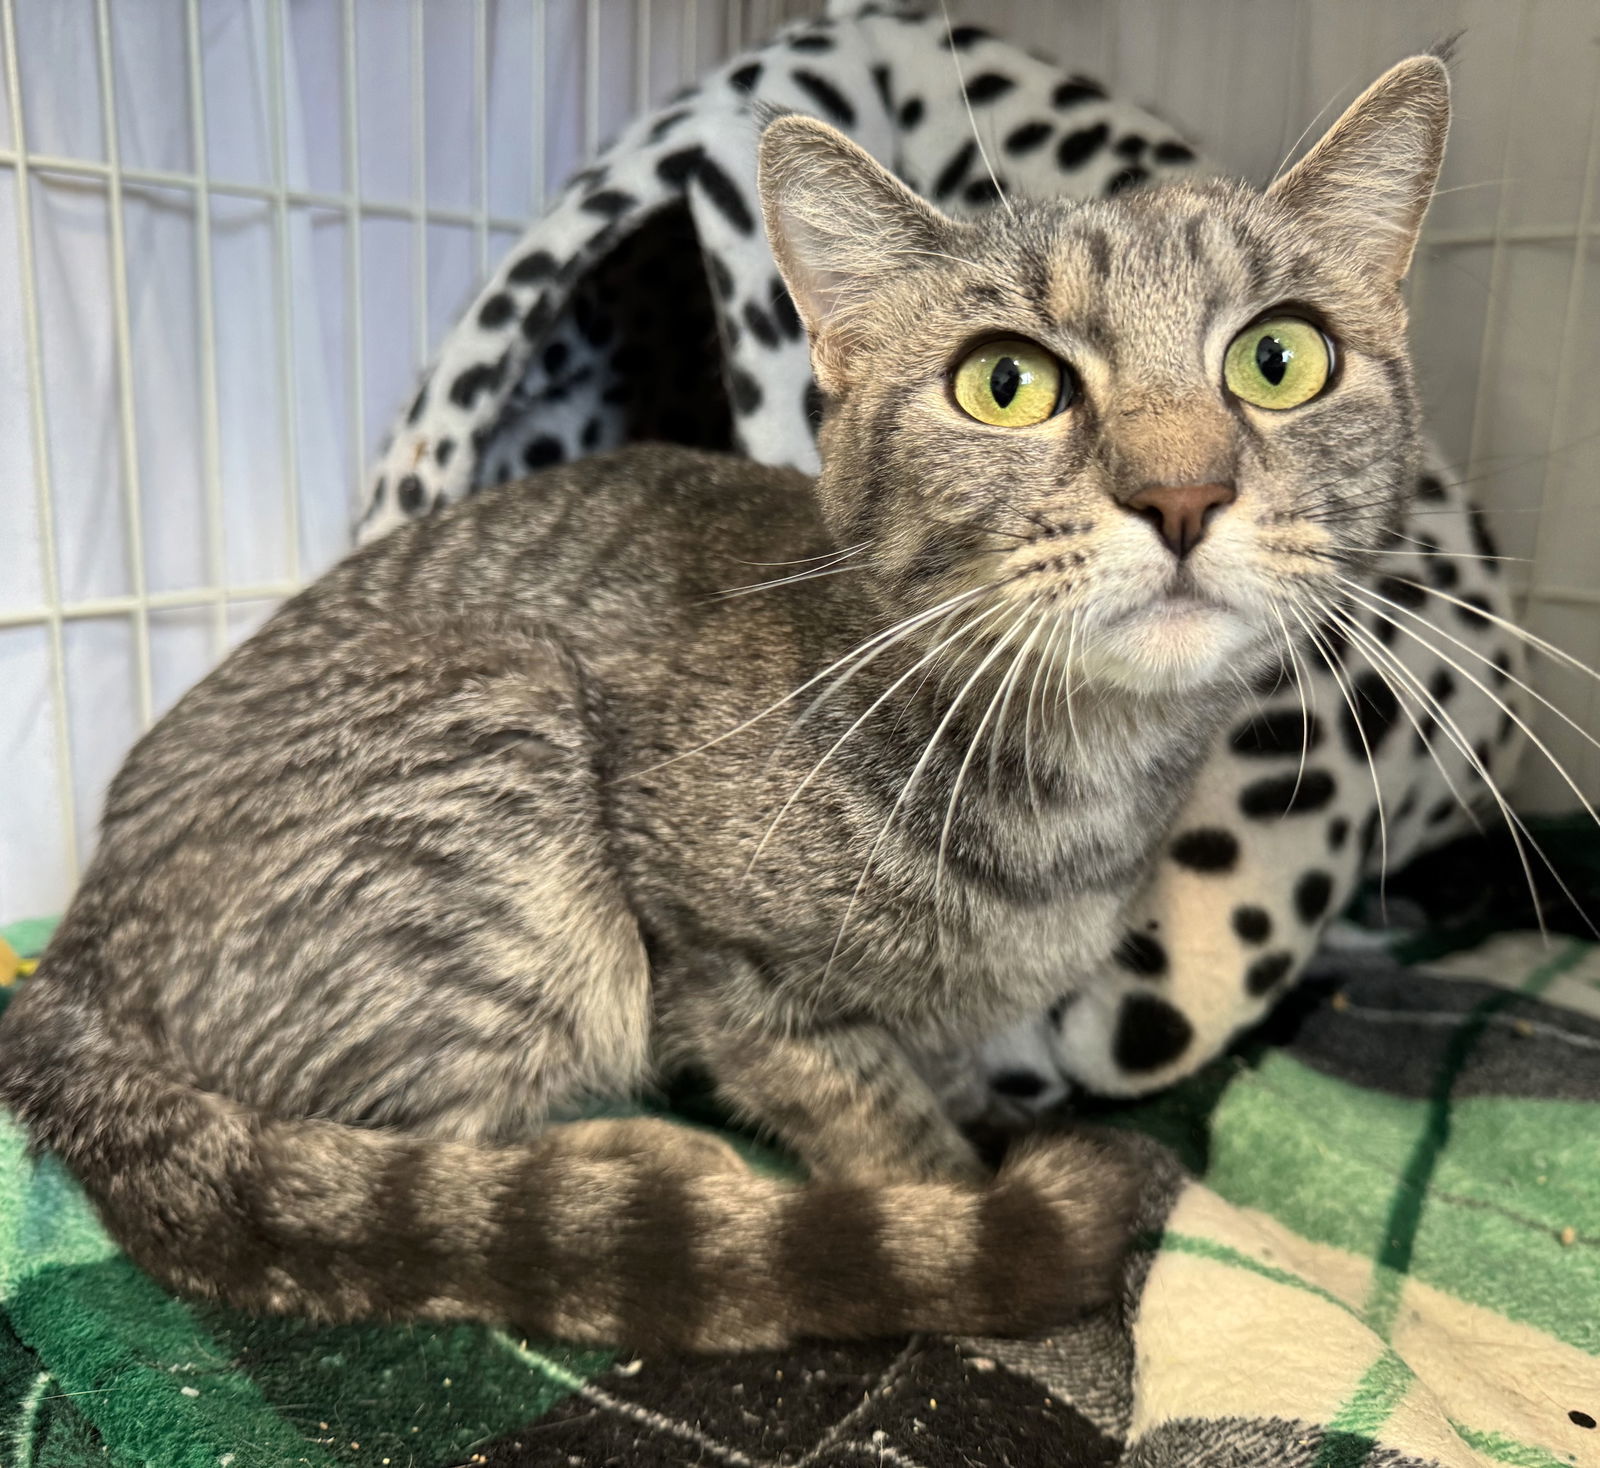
[966,1015,1075,1126]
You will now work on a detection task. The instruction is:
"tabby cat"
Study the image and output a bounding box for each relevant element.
[0,56,1448,1350]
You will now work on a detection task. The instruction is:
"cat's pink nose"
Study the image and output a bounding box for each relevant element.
[1125,481,1237,559]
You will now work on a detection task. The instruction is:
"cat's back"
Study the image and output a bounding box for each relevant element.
[346,442,824,627]
[124,442,821,742]
[89,442,822,849]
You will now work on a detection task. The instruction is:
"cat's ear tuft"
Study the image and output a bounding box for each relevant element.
[758,117,947,393]
[1267,55,1450,284]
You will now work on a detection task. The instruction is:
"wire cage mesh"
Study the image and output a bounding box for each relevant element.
[1,0,1597,926]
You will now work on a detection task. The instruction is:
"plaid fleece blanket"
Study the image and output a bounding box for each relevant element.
[1,898,1597,1467]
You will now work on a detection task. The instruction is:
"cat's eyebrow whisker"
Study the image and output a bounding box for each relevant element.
[1303,425,1600,519]
[743,601,1011,873]
[1290,606,1391,903]
[825,600,1035,982]
[938,0,1014,218]
[1423,423,1600,487]
[619,584,988,780]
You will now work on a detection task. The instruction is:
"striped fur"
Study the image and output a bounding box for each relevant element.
[0,60,1447,1348]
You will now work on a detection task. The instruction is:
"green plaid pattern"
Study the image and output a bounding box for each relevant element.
[2,918,1597,1467]
[1121,939,1598,1467]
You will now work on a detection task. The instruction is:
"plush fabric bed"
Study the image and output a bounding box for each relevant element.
[2,832,1596,1468]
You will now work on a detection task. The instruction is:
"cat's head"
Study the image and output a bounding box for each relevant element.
[758,57,1449,697]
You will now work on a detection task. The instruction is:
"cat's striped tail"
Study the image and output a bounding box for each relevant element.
[0,996,1138,1350]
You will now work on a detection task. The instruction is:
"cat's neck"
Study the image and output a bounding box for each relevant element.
[814,582,1235,807]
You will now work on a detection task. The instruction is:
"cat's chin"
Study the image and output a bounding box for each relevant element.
[1076,599,1267,695]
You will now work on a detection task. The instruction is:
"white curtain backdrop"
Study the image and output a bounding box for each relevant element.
[0,0,779,924]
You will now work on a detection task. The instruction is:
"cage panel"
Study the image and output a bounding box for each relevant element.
[1,0,1596,921]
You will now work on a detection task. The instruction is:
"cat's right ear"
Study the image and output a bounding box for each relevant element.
[758,116,949,395]
[1266,55,1450,284]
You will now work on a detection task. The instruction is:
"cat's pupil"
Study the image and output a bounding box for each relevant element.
[1255,334,1290,386]
[990,357,1022,409]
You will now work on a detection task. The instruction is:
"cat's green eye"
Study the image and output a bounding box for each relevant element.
[1223,317,1332,410]
[952,339,1064,427]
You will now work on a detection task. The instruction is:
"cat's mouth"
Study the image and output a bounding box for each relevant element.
[1077,580,1266,693]
[1140,587,1230,620]
[1118,562,1237,625]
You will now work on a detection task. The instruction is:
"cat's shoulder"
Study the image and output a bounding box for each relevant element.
[480,441,810,512]
[461,441,824,560]
[547,442,816,527]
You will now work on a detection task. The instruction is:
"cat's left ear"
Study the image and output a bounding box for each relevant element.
[1267,54,1450,284]
[758,115,950,395]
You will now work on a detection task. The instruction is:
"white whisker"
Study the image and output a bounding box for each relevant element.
[709,562,863,600]
[936,604,1042,907]
[1271,604,1315,805]
[743,601,1010,873]
[1313,598,1577,941]
[729,542,870,569]
[1058,610,1083,749]
[620,584,988,780]
[986,607,1050,791]
[1360,548,1528,565]
[1338,575,1600,770]
[938,0,1013,216]
[1379,575,1600,692]
[1339,583,1600,834]
[1022,610,1067,814]
[1317,601,1483,839]
[824,601,1032,982]
[764,601,981,774]
[1291,606,1390,901]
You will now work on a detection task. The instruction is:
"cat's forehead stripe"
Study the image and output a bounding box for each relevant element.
[1038,224,1128,357]
[1037,201,1255,374]
[1026,190,1380,380]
